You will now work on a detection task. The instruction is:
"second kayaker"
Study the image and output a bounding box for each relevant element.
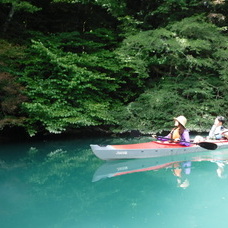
[208,116,226,140]
[157,115,190,146]
[194,116,227,143]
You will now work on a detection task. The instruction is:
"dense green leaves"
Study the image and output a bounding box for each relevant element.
[114,16,228,133]
[0,0,228,136]
[18,29,146,135]
[0,0,40,12]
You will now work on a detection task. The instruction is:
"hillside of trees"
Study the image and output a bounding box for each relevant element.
[0,0,227,138]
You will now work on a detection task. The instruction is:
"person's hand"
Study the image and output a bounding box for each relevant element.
[222,132,228,139]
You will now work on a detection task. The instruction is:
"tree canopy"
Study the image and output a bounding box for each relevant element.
[0,0,227,136]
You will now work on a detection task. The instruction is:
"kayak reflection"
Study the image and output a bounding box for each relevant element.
[92,150,228,185]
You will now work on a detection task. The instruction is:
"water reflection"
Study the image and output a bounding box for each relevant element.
[211,159,228,179]
[93,150,228,189]
[1,137,228,228]
[172,161,191,189]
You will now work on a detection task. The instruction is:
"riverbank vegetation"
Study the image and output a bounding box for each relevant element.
[0,0,227,137]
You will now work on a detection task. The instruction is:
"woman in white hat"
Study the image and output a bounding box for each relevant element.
[158,116,190,146]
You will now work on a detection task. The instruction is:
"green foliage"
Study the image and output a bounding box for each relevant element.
[0,0,228,136]
[0,39,27,128]
[0,72,26,115]
[114,16,228,133]
[113,76,225,134]
[0,0,41,12]
[20,42,112,134]
[51,0,127,17]
[0,39,25,62]
[118,16,227,77]
[19,29,145,135]
[150,0,200,20]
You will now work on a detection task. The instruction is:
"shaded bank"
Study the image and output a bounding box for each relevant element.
[0,125,207,144]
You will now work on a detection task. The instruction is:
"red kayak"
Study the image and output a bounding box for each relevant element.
[90,140,228,160]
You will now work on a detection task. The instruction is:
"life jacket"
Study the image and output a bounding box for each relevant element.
[170,127,181,141]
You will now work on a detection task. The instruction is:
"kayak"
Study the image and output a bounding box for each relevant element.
[90,140,228,160]
[92,150,228,182]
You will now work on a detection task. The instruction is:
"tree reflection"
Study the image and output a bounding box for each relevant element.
[1,138,228,227]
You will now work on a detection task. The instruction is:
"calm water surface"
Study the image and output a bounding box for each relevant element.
[1,136,228,228]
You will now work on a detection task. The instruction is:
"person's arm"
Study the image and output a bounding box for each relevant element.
[157,133,171,141]
[209,125,217,138]
[180,130,190,146]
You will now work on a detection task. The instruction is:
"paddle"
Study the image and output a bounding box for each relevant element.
[155,136,218,150]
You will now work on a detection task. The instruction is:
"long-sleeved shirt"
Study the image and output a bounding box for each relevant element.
[208,125,225,139]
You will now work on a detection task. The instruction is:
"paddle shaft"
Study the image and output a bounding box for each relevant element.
[156,136,217,150]
[156,136,192,144]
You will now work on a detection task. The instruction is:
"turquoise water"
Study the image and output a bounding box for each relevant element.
[1,136,228,228]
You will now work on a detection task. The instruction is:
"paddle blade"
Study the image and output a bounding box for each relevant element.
[198,142,218,150]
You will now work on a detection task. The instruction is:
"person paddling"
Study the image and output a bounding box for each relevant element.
[157,116,190,146]
[194,116,228,143]
[208,116,226,140]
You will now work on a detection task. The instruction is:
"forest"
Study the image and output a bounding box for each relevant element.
[0,0,228,138]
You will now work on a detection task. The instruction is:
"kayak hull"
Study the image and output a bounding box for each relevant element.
[90,140,228,160]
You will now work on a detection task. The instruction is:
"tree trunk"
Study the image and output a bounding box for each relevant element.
[2,4,15,33]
